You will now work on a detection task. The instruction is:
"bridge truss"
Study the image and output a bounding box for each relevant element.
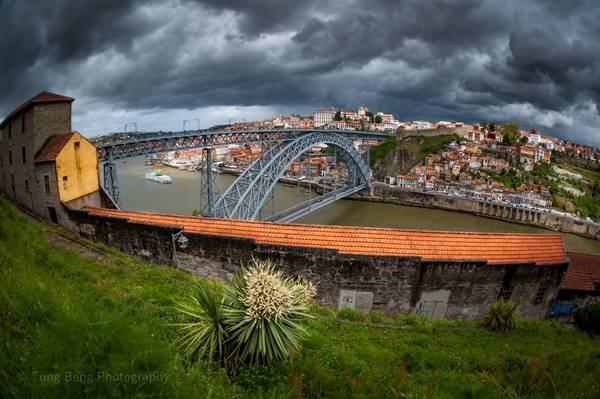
[212,131,370,221]
[97,128,381,221]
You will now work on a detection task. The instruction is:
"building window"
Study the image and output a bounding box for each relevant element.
[10,174,15,198]
[25,179,29,193]
[74,141,80,150]
[21,115,25,133]
[534,283,549,304]
[8,150,12,165]
[44,175,51,193]
[22,146,26,164]
[500,286,513,301]
[62,175,68,189]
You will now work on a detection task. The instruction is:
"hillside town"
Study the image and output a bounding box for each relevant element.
[95,105,599,222]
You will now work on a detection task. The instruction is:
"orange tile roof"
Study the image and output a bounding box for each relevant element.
[1,91,74,128]
[34,133,75,163]
[562,252,600,291]
[81,207,567,265]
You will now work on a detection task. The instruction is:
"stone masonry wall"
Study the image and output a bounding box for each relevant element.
[0,102,72,216]
[70,209,568,320]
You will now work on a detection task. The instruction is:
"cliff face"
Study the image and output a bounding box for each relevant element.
[371,132,460,181]
[372,138,423,180]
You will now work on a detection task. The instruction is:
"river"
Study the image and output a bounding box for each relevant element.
[117,156,600,255]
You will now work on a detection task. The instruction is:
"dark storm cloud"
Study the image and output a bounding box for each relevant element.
[1,0,600,144]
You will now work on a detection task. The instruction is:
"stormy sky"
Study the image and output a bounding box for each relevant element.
[1,0,600,146]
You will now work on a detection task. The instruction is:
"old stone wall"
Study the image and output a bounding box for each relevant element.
[397,127,468,138]
[0,102,72,216]
[369,185,600,240]
[70,209,568,320]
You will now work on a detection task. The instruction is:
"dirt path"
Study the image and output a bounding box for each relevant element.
[18,206,108,262]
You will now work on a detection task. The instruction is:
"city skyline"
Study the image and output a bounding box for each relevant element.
[2,0,600,146]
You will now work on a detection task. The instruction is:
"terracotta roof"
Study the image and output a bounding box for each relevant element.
[81,207,567,265]
[562,252,600,291]
[1,91,74,128]
[34,133,75,163]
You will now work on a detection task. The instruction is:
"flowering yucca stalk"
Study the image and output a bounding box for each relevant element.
[223,259,313,364]
[174,259,315,368]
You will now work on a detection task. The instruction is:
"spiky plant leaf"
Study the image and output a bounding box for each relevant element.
[173,282,229,365]
[482,299,518,332]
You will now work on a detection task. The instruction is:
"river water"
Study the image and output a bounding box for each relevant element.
[117,156,599,255]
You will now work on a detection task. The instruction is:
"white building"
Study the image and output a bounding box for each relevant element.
[376,112,394,122]
[383,119,401,130]
[412,121,434,130]
[357,106,369,118]
[528,134,541,145]
[314,108,336,127]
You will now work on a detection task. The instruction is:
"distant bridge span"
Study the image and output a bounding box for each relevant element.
[96,128,386,161]
[97,128,386,221]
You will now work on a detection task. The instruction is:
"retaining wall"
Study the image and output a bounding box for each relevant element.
[70,209,567,320]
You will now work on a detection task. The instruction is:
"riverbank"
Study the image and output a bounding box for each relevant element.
[353,184,600,241]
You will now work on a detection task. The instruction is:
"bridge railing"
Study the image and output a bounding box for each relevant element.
[265,184,367,222]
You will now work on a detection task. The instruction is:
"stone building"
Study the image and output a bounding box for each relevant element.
[0,91,106,227]
[550,252,600,318]
[73,206,569,320]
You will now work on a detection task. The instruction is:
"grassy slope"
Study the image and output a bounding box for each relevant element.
[1,197,599,398]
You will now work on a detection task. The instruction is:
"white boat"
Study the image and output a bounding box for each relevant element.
[145,170,172,184]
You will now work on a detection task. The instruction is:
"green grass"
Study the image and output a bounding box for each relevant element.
[1,197,600,398]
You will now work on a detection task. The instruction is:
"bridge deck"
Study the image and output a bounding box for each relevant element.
[82,207,566,265]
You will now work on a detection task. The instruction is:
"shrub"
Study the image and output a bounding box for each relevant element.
[574,301,600,335]
[337,307,367,321]
[482,299,518,332]
[174,282,228,366]
[224,260,313,365]
[368,310,387,323]
[175,259,314,369]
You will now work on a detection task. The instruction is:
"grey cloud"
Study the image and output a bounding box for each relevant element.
[1,0,599,145]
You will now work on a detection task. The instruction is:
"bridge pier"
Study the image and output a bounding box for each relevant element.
[102,158,120,207]
[200,148,219,216]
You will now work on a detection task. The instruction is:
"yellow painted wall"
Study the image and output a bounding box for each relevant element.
[55,132,100,202]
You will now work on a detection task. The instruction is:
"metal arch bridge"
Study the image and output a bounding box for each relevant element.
[212,131,370,222]
[98,128,385,221]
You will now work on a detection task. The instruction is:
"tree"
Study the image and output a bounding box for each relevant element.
[520,136,529,144]
[365,111,374,122]
[374,115,382,124]
[334,109,342,121]
[499,122,521,146]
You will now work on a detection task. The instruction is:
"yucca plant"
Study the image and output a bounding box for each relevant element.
[223,260,314,364]
[173,282,229,366]
[174,259,315,368]
[482,299,518,332]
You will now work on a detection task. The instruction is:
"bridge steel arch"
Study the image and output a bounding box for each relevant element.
[97,128,383,209]
[212,131,370,221]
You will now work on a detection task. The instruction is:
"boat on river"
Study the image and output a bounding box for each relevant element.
[144,170,172,184]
